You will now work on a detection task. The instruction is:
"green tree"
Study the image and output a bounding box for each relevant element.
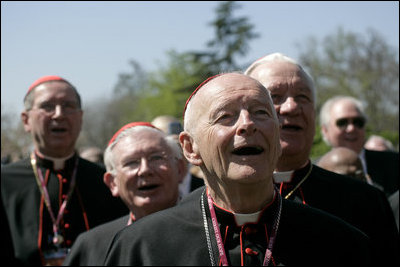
[297,27,399,156]
[188,1,259,73]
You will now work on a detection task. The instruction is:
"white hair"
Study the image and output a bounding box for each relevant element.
[244,52,317,106]
[319,95,367,145]
[104,126,182,174]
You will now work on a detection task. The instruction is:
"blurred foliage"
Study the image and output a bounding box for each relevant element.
[296,27,399,135]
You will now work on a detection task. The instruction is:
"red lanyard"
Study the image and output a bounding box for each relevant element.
[30,152,78,246]
[205,189,282,266]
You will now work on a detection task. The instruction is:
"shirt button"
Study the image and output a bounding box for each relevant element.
[245,248,259,256]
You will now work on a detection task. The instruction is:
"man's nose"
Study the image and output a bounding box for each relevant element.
[279,97,300,115]
[52,104,65,117]
[236,110,256,135]
[137,158,152,176]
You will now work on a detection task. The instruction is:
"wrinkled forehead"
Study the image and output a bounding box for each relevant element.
[116,129,168,152]
[197,73,270,101]
[331,100,362,119]
[33,81,78,101]
[252,62,311,87]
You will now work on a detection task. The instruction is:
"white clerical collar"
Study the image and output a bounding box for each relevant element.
[273,170,294,183]
[232,190,276,226]
[42,152,75,170]
[234,210,262,226]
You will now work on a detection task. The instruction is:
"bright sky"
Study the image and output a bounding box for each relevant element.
[2,1,399,114]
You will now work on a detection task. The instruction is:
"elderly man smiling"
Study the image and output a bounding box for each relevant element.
[103,73,370,266]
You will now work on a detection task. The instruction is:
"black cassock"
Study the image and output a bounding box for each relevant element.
[104,186,371,266]
[1,153,128,265]
[63,215,130,266]
[276,162,399,266]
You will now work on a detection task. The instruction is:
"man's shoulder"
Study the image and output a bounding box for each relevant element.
[63,215,130,266]
[116,190,203,239]
[278,199,371,264]
[311,164,384,194]
[1,157,31,174]
[281,198,369,241]
[77,157,106,174]
[365,148,399,159]
[77,215,130,240]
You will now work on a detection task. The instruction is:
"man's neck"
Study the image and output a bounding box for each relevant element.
[276,156,310,172]
[207,180,275,214]
[35,150,75,170]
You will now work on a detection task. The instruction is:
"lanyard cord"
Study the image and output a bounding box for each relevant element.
[30,152,78,245]
[202,188,282,266]
[281,164,313,200]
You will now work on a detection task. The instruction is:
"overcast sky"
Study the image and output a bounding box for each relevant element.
[2,1,399,114]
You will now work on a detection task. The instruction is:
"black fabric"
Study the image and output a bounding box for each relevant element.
[104,187,371,266]
[279,163,399,266]
[1,154,128,265]
[364,149,399,196]
[62,215,130,266]
[190,174,204,192]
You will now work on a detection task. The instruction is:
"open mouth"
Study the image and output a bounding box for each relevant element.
[281,124,302,131]
[232,146,264,156]
[138,184,160,191]
[51,127,68,133]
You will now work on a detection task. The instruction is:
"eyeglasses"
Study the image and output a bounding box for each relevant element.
[30,101,81,115]
[335,117,366,130]
[127,152,170,170]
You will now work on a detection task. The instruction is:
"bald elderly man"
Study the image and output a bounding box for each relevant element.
[317,147,369,183]
[104,73,371,266]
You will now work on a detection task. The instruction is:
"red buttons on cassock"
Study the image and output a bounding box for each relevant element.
[245,248,259,256]
[64,223,70,229]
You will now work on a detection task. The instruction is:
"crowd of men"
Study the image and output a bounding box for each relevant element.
[1,53,398,266]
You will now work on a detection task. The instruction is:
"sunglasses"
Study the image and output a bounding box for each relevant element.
[335,117,366,129]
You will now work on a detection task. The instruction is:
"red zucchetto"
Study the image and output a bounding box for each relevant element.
[107,122,158,147]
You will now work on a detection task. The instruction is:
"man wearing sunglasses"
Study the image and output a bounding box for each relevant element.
[320,95,398,197]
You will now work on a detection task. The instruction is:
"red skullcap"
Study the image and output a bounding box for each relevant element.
[27,75,69,94]
[108,122,158,147]
[183,74,224,119]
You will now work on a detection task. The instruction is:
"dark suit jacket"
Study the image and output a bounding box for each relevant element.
[63,215,130,265]
[279,163,398,266]
[1,154,128,265]
[190,174,204,191]
[104,187,371,266]
[364,149,399,196]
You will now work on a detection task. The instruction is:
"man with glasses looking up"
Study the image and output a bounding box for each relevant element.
[1,76,127,265]
[320,95,398,196]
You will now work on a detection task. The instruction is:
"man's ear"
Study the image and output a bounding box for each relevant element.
[21,111,31,133]
[103,172,120,197]
[179,131,203,166]
[321,125,329,141]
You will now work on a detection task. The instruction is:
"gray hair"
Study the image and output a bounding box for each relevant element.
[244,52,317,106]
[319,95,367,127]
[104,126,183,175]
[319,95,367,145]
[23,80,82,110]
